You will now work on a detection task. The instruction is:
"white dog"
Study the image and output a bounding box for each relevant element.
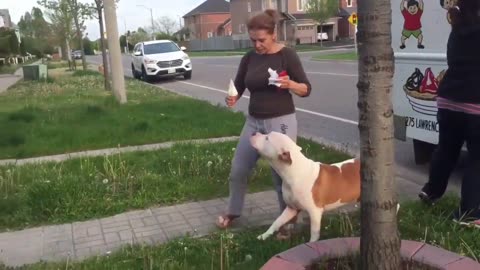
[250,131,398,243]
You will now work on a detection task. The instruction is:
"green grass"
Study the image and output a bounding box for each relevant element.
[312,52,358,61]
[46,60,82,70]
[0,70,246,159]
[13,195,480,269]
[187,50,247,57]
[0,129,349,232]
[0,59,37,74]
[186,45,331,57]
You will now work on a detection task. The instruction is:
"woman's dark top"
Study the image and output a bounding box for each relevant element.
[234,47,312,119]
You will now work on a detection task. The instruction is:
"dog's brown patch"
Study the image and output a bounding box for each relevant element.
[311,158,361,208]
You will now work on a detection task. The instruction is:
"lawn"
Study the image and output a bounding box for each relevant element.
[0,138,349,232]
[312,52,358,61]
[0,70,246,159]
[0,59,37,75]
[13,195,480,269]
[186,45,332,57]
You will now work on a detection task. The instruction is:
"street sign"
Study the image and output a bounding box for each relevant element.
[348,13,358,25]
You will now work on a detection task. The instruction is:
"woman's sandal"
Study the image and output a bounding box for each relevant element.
[216,214,240,229]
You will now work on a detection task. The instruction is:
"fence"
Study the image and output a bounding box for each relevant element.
[180,36,252,51]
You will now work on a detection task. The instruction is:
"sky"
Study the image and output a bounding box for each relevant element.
[2,0,206,39]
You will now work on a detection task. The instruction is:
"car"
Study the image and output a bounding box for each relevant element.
[72,50,82,59]
[317,32,329,41]
[130,40,192,82]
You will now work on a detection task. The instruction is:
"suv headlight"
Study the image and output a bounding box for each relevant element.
[182,55,190,61]
[144,58,156,64]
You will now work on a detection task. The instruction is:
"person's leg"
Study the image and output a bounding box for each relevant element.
[217,116,260,228]
[420,109,465,204]
[457,113,480,223]
[264,113,298,213]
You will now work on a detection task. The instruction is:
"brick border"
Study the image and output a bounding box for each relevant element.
[260,237,480,270]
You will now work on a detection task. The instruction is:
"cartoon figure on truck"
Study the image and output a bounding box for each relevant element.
[392,0,461,164]
[400,0,425,49]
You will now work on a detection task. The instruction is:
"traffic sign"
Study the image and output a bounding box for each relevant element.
[348,12,358,25]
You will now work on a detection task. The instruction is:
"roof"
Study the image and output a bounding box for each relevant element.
[142,40,174,45]
[218,18,231,29]
[183,0,230,18]
[338,7,357,17]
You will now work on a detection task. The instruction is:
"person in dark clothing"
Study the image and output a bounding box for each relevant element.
[419,0,480,227]
[216,9,312,237]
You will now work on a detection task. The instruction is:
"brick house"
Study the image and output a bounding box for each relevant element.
[182,0,231,40]
[230,0,356,45]
[0,9,13,28]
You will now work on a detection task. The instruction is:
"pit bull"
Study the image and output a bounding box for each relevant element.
[250,131,399,243]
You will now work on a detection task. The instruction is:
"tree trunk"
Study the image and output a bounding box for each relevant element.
[97,7,111,90]
[320,24,323,47]
[357,0,401,269]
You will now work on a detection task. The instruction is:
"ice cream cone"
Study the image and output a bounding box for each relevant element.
[228,79,238,96]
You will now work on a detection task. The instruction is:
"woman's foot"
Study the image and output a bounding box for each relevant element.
[452,210,480,229]
[216,214,240,229]
[418,185,441,205]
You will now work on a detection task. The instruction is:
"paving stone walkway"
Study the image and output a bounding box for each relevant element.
[0,174,426,267]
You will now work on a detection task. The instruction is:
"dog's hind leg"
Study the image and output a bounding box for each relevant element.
[308,207,324,243]
[257,207,299,240]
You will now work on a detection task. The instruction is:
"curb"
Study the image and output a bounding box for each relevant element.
[0,136,239,166]
[260,237,480,270]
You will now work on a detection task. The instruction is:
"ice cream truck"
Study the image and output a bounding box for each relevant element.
[392,0,458,164]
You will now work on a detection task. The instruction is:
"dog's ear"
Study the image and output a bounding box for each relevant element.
[278,151,292,165]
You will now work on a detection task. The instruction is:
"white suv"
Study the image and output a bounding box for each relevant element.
[131,40,192,81]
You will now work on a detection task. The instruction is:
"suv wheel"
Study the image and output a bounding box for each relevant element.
[132,64,140,79]
[184,70,192,80]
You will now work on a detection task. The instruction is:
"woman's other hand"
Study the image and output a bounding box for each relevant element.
[225,95,239,107]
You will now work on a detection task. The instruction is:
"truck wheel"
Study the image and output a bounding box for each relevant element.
[413,139,436,165]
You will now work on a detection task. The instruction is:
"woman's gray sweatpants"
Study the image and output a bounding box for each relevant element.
[227,113,297,216]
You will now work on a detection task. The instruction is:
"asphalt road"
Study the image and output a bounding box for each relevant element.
[87,50,464,190]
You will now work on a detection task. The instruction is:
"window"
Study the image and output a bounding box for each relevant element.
[238,24,245,33]
[347,0,353,7]
[262,0,277,10]
[247,2,251,12]
[143,42,180,55]
[297,0,307,11]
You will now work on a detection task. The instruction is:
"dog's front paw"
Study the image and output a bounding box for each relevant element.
[257,232,271,240]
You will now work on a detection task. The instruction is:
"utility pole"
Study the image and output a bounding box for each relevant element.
[137,5,155,40]
[104,0,127,104]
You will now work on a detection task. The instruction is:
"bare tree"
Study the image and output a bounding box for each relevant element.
[40,0,75,69]
[154,16,177,36]
[306,0,338,47]
[357,0,401,269]
[92,0,112,90]
[39,0,93,70]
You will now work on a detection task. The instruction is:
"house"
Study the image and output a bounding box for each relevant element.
[182,0,231,40]
[230,0,357,45]
[0,9,13,28]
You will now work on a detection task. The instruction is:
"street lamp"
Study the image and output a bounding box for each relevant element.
[136,4,155,40]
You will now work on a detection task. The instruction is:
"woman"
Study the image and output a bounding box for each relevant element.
[216,9,312,236]
[419,0,480,227]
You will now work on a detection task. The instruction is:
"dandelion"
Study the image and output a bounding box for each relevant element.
[232,148,236,152]
[207,161,213,167]
[245,254,252,261]
[44,180,51,184]
[102,178,109,184]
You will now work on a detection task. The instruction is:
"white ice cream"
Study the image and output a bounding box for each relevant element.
[228,79,238,96]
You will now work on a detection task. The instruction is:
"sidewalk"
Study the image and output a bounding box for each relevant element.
[0,67,23,94]
[0,175,425,267]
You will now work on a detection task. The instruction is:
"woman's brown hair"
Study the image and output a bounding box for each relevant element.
[247,9,279,34]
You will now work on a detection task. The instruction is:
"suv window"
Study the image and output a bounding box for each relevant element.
[143,42,180,55]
